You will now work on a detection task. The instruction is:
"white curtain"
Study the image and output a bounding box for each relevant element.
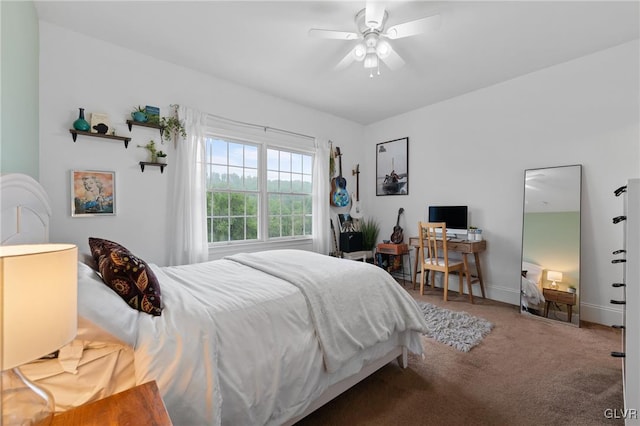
[312,138,330,254]
[168,105,208,266]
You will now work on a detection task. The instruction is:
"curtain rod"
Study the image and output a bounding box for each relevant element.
[171,105,317,146]
[205,111,316,142]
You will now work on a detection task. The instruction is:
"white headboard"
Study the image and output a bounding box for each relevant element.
[0,173,52,245]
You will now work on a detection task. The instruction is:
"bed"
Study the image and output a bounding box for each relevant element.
[2,173,428,425]
[521,261,546,310]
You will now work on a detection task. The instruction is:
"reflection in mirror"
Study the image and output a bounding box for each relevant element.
[520,165,581,326]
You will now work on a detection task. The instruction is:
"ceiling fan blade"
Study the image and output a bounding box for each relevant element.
[384,14,442,40]
[309,29,359,40]
[334,45,364,71]
[380,46,405,71]
[365,0,386,29]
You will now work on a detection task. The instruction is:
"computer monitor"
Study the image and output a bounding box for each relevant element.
[428,205,468,237]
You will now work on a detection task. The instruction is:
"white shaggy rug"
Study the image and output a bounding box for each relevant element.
[418,302,494,352]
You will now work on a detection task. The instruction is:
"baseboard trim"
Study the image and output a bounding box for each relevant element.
[480,285,623,326]
[580,302,623,326]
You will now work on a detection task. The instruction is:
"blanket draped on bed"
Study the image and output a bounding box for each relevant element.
[227,250,428,373]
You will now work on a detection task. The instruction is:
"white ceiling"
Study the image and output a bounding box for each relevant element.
[34,1,639,125]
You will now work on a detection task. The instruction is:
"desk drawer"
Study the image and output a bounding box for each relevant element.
[543,288,576,305]
[447,242,472,252]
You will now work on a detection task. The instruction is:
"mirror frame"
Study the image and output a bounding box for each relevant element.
[520,164,582,327]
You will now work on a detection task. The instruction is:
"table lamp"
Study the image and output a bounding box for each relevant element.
[1,244,77,426]
[547,270,563,289]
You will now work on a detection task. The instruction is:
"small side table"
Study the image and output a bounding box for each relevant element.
[543,288,577,322]
[376,243,409,284]
[50,381,172,426]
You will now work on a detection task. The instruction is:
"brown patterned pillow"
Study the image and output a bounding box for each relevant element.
[89,237,127,260]
[89,238,163,316]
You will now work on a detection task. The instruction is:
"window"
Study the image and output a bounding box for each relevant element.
[205,136,313,244]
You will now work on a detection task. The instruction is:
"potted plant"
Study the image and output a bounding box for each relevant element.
[360,217,380,252]
[156,151,167,164]
[160,116,187,144]
[131,106,148,123]
[137,140,157,162]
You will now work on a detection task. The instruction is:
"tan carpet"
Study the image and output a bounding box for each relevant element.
[297,288,624,426]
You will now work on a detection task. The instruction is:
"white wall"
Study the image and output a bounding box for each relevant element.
[39,22,363,265]
[361,40,639,325]
[39,20,639,325]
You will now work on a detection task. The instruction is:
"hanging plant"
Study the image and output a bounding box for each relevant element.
[160,116,187,145]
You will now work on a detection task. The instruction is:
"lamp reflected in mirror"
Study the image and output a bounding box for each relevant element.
[547,270,562,289]
[520,165,581,326]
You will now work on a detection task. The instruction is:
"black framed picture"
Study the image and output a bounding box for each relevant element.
[376,137,408,196]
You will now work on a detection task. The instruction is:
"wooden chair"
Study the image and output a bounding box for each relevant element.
[418,222,472,302]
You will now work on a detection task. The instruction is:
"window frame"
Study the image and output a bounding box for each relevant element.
[204,129,315,249]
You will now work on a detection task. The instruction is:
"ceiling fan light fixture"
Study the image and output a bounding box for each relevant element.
[376,39,391,58]
[364,52,378,69]
[353,43,366,61]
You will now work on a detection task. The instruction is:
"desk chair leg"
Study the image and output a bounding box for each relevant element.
[443,271,449,302]
[419,265,425,296]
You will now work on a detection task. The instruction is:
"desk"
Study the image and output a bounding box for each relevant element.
[408,237,487,299]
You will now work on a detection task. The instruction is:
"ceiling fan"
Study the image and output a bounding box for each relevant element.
[309,1,441,77]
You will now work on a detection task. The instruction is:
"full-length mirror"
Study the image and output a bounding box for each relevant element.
[521,165,581,326]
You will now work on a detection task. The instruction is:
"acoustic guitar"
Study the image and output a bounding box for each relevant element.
[390,207,405,244]
[330,147,350,207]
[350,164,362,219]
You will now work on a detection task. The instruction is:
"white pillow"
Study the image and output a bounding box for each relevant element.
[78,251,98,271]
[77,262,139,347]
[522,261,543,286]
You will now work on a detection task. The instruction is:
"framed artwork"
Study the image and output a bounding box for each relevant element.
[90,112,111,134]
[71,170,116,217]
[376,137,408,196]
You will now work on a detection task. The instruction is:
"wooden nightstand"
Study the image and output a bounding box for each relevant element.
[543,288,577,322]
[50,381,172,426]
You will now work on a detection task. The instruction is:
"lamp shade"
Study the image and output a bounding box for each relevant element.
[547,270,563,283]
[0,244,77,370]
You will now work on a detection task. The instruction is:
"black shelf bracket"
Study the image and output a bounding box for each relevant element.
[69,129,131,148]
[139,162,167,173]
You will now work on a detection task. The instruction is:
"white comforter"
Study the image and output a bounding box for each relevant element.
[129,250,426,425]
[227,250,428,373]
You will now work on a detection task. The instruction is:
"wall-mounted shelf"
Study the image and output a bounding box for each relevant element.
[139,162,167,173]
[69,129,131,148]
[127,120,165,139]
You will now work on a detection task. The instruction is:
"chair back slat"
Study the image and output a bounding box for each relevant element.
[418,222,448,268]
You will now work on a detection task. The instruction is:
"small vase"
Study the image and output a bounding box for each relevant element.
[150,153,158,163]
[73,108,90,132]
[157,157,167,164]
